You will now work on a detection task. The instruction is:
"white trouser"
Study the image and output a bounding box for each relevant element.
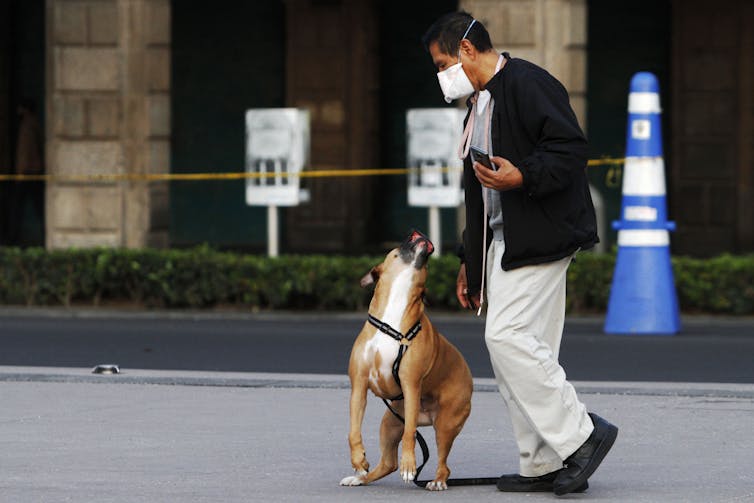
[484,239,594,477]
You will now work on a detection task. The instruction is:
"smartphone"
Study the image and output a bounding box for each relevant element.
[470,145,495,170]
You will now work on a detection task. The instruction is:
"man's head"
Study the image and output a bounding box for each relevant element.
[422,11,492,59]
[422,12,496,101]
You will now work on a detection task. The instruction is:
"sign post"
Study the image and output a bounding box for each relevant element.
[245,109,310,257]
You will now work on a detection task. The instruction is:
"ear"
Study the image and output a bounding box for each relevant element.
[459,38,475,58]
[359,265,381,288]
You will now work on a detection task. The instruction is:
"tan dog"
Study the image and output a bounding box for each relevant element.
[339,231,473,491]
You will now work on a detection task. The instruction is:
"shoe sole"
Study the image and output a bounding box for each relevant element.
[497,481,589,493]
[554,424,618,496]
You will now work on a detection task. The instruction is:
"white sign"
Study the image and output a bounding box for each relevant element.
[245,109,310,207]
[406,109,466,208]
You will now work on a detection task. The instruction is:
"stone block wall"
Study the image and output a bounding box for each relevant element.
[46,0,170,248]
[459,0,588,130]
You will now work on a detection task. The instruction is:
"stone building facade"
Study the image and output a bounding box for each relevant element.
[1,0,752,256]
[40,0,588,252]
[460,0,587,129]
[46,0,170,248]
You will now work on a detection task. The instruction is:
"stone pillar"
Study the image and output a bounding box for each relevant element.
[46,0,170,249]
[459,0,588,130]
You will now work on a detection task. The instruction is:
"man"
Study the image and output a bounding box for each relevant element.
[422,12,618,495]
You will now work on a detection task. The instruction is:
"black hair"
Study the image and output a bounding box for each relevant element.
[422,11,493,55]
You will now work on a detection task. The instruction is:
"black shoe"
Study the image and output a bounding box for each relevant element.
[553,413,618,496]
[497,471,588,493]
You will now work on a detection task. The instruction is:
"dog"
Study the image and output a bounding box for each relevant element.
[339,230,473,491]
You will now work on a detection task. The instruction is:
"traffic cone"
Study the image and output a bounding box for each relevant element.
[604,72,680,335]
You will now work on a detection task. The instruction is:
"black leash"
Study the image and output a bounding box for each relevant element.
[368,315,499,488]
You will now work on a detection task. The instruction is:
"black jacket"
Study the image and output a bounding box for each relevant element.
[460,53,598,295]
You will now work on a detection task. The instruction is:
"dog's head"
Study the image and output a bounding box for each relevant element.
[360,230,434,305]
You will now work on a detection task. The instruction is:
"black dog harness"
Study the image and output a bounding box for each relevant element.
[366,313,421,401]
[366,314,497,488]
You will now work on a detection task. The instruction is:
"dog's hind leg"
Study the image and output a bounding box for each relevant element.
[425,398,471,491]
[341,407,403,486]
[361,408,404,484]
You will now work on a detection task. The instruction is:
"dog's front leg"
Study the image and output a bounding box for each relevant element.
[399,382,420,483]
[340,377,370,486]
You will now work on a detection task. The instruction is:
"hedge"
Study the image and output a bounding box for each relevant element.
[1,246,753,314]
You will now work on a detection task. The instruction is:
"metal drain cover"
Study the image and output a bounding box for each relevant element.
[92,364,120,375]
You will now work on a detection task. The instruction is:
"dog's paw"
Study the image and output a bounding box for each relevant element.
[400,455,417,483]
[339,469,367,486]
[400,467,416,483]
[425,480,448,491]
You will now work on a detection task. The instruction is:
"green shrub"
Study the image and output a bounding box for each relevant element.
[673,254,754,314]
[567,252,615,313]
[0,246,753,314]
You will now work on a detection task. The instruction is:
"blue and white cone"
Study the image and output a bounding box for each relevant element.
[604,72,680,335]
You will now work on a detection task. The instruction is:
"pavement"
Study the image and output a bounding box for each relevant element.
[1,366,753,502]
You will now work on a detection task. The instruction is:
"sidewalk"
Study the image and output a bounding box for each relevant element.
[1,367,753,502]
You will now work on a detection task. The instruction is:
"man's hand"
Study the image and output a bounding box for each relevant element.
[456,264,480,311]
[473,156,524,191]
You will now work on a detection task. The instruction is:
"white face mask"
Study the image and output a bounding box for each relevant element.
[436,19,477,103]
[437,61,475,103]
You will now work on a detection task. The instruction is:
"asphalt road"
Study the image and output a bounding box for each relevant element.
[1,310,753,383]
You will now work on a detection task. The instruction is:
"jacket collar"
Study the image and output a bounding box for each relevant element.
[465,52,510,109]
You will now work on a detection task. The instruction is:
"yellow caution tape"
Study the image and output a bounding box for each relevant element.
[0,169,410,182]
[586,157,625,167]
[0,158,624,183]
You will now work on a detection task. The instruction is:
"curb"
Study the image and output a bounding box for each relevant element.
[2,367,754,399]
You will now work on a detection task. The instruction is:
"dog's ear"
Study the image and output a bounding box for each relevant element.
[360,265,381,288]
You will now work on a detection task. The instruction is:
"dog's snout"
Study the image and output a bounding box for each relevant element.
[398,230,434,267]
[407,230,432,250]
[418,239,435,256]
